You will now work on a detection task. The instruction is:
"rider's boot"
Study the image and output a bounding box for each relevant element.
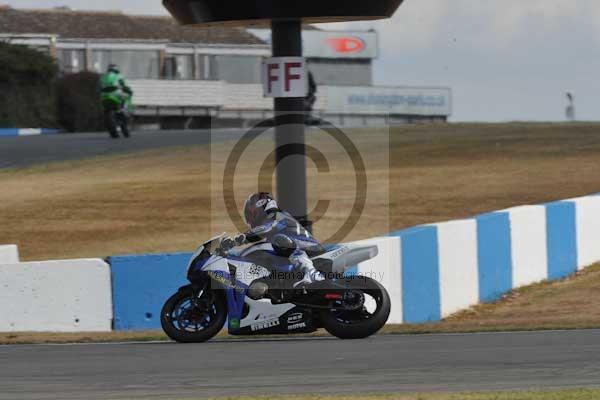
[291,250,324,288]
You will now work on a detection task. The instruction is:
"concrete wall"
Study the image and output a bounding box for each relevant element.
[504,205,548,287]
[351,236,403,324]
[2,194,600,332]
[376,195,600,324]
[109,253,191,330]
[0,259,112,332]
[436,219,479,318]
[0,245,19,264]
[569,196,600,269]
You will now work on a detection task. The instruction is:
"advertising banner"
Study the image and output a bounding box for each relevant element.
[326,86,452,116]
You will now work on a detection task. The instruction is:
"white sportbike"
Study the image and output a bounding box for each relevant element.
[161,235,390,342]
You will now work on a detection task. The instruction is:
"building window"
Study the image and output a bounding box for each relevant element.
[164,54,194,80]
[208,55,262,84]
[92,50,160,79]
[196,54,210,80]
[57,49,86,74]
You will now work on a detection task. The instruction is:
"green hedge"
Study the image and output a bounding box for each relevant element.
[0,43,105,132]
[0,42,58,128]
[57,72,104,132]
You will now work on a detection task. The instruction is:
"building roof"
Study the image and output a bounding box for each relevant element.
[0,6,265,45]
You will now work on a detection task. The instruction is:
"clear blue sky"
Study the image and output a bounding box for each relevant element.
[4,0,600,121]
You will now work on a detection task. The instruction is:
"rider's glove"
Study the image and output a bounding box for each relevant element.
[221,237,236,251]
[234,234,246,246]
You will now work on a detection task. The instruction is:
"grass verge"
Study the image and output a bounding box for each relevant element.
[3,122,600,261]
[192,389,600,400]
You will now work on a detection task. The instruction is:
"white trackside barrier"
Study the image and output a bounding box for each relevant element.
[352,236,403,324]
[568,196,600,270]
[435,219,479,318]
[0,259,112,332]
[0,245,19,264]
[504,205,548,287]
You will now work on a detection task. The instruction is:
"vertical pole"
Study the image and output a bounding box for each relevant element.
[271,19,311,231]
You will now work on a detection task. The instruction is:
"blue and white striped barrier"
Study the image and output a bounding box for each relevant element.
[2,193,600,332]
[0,128,59,137]
[374,197,594,324]
[106,194,600,329]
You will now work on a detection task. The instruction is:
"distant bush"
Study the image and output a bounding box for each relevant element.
[57,71,104,132]
[0,42,58,128]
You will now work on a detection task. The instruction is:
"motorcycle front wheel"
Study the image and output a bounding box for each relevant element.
[117,112,131,138]
[104,109,119,138]
[161,285,227,343]
[319,276,391,339]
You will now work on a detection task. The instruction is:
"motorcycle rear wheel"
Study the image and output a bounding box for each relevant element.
[161,285,227,343]
[319,276,390,339]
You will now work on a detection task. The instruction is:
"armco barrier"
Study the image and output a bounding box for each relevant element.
[109,253,191,330]
[0,244,19,264]
[0,259,112,332]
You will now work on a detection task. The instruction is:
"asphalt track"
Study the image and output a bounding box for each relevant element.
[0,129,246,169]
[1,330,599,399]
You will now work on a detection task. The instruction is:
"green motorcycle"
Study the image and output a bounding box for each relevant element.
[102,91,132,139]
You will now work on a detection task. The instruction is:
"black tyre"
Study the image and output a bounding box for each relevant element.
[319,276,390,339]
[161,285,227,343]
[118,114,131,138]
[105,109,119,138]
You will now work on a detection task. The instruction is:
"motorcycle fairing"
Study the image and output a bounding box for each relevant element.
[201,255,290,332]
[231,304,317,335]
[238,298,294,329]
[198,239,378,334]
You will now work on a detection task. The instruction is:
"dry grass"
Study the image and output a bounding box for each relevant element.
[2,122,600,261]
[0,330,169,345]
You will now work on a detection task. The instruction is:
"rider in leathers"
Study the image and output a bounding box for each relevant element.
[222,192,325,288]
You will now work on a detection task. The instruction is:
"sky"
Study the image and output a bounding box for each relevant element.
[4,0,600,121]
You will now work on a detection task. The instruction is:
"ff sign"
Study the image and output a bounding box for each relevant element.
[263,57,307,98]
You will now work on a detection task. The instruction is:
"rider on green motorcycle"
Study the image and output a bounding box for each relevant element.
[100,64,133,115]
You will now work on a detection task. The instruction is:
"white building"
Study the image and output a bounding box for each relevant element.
[0,6,452,128]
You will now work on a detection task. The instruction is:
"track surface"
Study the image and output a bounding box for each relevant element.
[0,129,245,169]
[1,330,599,399]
